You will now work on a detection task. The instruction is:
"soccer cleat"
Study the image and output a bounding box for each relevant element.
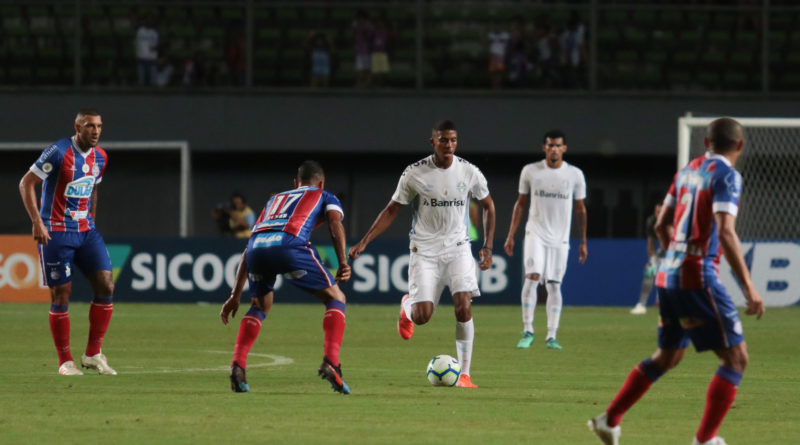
[456,374,478,388]
[517,331,534,349]
[397,294,414,340]
[630,303,647,315]
[230,361,249,393]
[546,338,563,350]
[81,353,117,375]
[58,361,84,376]
[587,412,621,445]
[692,437,728,445]
[318,357,350,394]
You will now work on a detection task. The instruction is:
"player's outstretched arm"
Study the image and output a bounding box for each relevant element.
[19,171,50,245]
[504,193,529,256]
[348,200,402,260]
[326,210,351,282]
[574,199,588,263]
[478,195,495,270]
[715,212,765,319]
[220,248,248,325]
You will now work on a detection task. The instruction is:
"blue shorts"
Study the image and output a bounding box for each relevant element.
[657,279,745,352]
[39,230,112,287]
[245,231,335,297]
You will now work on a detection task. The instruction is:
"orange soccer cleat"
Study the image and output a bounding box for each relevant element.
[397,294,414,340]
[456,374,478,388]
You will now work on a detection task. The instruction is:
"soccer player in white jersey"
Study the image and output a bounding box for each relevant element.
[349,120,496,388]
[504,129,587,350]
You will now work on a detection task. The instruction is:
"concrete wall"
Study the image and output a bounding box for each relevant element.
[2,91,798,155]
[2,91,794,237]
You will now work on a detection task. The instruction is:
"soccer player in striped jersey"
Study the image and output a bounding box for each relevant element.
[18,108,116,376]
[220,161,352,394]
[348,120,496,389]
[589,118,765,445]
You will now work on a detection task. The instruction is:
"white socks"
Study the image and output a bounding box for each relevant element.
[456,318,474,376]
[521,278,537,333]
[545,282,563,340]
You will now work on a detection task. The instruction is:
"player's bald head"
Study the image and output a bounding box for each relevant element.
[707,117,743,153]
[297,160,325,184]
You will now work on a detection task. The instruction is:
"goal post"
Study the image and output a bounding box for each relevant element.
[0,141,191,237]
[677,116,800,240]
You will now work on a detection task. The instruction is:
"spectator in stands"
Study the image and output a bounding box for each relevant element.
[154,56,174,87]
[135,15,159,86]
[487,22,510,89]
[353,10,373,87]
[308,31,332,88]
[370,19,392,87]
[227,25,246,87]
[506,17,531,88]
[559,11,587,89]
[533,20,559,88]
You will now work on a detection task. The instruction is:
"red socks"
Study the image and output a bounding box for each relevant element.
[49,304,72,365]
[86,298,114,356]
[232,306,266,368]
[696,367,742,442]
[606,358,664,427]
[323,301,346,367]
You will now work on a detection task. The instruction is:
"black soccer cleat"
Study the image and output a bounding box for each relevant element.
[317,357,350,395]
[230,361,250,393]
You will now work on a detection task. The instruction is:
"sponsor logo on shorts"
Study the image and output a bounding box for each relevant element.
[253,233,283,248]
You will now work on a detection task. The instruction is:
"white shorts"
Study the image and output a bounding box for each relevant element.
[523,231,569,283]
[407,243,480,306]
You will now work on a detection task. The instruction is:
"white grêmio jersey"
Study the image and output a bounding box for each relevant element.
[519,159,586,247]
[392,154,490,254]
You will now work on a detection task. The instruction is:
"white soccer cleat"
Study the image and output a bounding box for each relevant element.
[630,303,647,315]
[58,361,84,376]
[588,412,621,445]
[693,437,728,445]
[81,353,118,375]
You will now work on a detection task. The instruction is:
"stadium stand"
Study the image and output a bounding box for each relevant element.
[0,2,797,92]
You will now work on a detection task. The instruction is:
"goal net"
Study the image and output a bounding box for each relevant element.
[677,117,800,240]
[0,141,191,237]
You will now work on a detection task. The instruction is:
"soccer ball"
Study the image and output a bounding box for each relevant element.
[426,355,461,387]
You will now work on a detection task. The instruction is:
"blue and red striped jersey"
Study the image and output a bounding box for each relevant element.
[30,137,108,232]
[252,186,343,243]
[656,152,742,289]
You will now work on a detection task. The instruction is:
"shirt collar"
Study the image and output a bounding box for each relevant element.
[704,151,732,167]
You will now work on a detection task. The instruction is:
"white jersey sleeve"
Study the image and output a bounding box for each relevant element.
[573,167,587,200]
[518,163,534,195]
[391,165,417,205]
[469,164,490,201]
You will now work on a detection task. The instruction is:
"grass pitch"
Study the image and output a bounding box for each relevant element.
[1,303,798,445]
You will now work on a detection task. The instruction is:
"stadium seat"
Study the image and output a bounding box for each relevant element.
[631,11,657,26]
[706,30,730,48]
[275,8,299,22]
[722,71,750,90]
[659,10,684,27]
[729,51,755,66]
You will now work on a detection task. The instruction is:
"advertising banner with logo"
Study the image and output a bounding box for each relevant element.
[33,236,794,307]
[0,235,49,302]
